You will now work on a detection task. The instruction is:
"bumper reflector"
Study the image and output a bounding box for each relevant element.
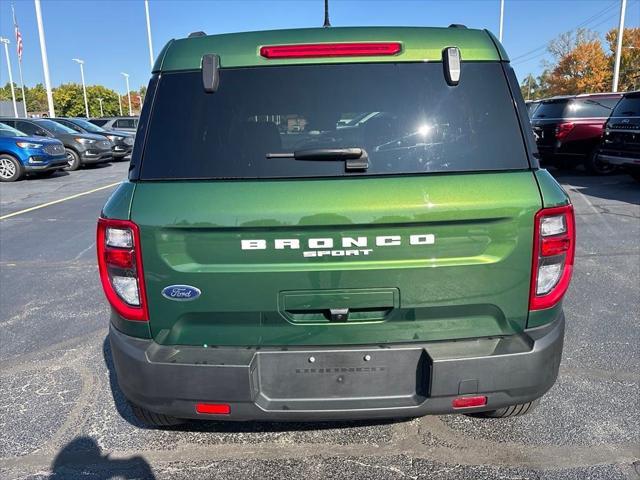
[452,396,487,409]
[196,403,231,415]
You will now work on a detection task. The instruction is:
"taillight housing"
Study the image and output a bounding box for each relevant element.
[259,42,402,59]
[555,122,575,141]
[529,205,576,310]
[97,217,148,322]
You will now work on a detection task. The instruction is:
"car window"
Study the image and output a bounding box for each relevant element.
[611,95,640,118]
[115,119,136,129]
[15,121,41,136]
[0,122,28,137]
[34,119,76,134]
[566,98,619,118]
[141,62,529,180]
[56,119,83,133]
[90,119,109,127]
[532,100,568,119]
[72,118,105,133]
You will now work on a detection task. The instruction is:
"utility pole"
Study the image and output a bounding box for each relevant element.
[0,38,18,116]
[118,94,123,116]
[612,0,627,92]
[121,72,132,116]
[98,98,104,117]
[527,75,532,101]
[323,0,330,27]
[34,0,55,117]
[73,58,89,117]
[144,0,154,68]
[499,0,505,42]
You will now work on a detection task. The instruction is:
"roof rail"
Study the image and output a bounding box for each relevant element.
[188,31,206,38]
[448,24,467,29]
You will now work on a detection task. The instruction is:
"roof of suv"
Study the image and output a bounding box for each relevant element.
[153,26,507,72]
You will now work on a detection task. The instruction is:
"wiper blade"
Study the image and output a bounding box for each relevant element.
[266,148,369,171]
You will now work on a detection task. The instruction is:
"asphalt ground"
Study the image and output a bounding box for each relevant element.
[0,162,638,480]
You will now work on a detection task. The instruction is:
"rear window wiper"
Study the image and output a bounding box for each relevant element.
[266,148,369,171]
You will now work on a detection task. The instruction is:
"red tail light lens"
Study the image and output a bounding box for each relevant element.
[452,396,487,409]
[260,42,402,59]
[196,403,231,415]
[529,205,575,311]
[555,122,575,140]
[97,217,148,322]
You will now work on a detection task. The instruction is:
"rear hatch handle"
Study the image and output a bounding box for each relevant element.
[266,147,369,171]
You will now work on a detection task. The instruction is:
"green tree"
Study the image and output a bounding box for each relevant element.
[606,27,640,92]
[52,83,86,117]
[86,85,121,116]
[26,84,48,113]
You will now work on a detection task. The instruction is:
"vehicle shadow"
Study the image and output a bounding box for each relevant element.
[48,436,155,479]
[102,336,405,434]
[546,167,640,205]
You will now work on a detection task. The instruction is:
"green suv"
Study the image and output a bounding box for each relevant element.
[98,26,575,426]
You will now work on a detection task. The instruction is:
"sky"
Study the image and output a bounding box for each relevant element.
[0,0,639,94]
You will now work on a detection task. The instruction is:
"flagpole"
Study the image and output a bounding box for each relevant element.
[34,0,55,117]
[11,3,27,117]
[0,38,18,116]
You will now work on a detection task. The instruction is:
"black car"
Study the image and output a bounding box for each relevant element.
[597,91,640,182]
[0,118,113,170]
[89,117,139,133]
[52,117,134,160]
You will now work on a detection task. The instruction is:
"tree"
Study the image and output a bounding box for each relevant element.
[86,85,121,116]
[605,27,640,92]
[52,83,87,117]
[546,40,610,95]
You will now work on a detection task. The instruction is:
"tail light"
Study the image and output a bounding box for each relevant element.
[97,217,148,321]
[529,205,575,311]
[260,42,402,59]
[555,122,575,141]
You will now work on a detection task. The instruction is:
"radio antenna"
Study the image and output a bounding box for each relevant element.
[323,0,331,27]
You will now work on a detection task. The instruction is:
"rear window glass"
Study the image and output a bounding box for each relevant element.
[534,98,620,119]
[611,95,640,117]
[141,63,529,180]
[533,100,568,119]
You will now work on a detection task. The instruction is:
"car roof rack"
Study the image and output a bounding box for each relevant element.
[188,31,206,38]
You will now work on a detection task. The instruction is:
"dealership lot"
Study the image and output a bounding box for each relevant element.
[0,163,638,479]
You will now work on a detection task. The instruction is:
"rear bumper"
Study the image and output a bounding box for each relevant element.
[597,153,640,168]
[109,314,564,421]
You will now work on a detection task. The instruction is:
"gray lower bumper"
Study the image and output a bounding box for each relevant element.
[109,314,564,421]
[597,153,640,168]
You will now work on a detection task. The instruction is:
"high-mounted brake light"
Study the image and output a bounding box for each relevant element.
[555,122,575,141]
[97,217,149,322]
[259,42,402,59]
[529,205,575,311]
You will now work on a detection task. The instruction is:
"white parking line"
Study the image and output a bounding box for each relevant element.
[0,182,121,221]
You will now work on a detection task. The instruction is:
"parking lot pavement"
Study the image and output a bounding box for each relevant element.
[0,167,638,480]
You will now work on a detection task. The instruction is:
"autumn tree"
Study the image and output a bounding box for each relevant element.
[605,27,640,92]
[546,40,610,94]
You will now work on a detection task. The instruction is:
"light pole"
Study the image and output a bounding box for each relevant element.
[121,72,132,116]
[34,0,55,117]
[73,58,89,117]
[97,98,104,117]
[0,37,17,116]
[499,0,505,42]
[144,0,154,69]
[612,0,627,93]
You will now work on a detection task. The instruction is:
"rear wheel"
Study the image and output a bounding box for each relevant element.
[128,402,185,427]
[467,399,540,419]
[65,148,81,171]
[584,150,615,175]
[0,154,23,182]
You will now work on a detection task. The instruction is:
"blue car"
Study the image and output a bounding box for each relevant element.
[0,122,67,182]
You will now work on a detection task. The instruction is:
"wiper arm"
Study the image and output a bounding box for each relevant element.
[266,148,369,171]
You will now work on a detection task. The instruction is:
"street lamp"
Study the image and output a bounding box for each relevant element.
[144,0,154,69]
[121,72,132,116]
[73,58,89,117]
[97,97,104,117]
[0,37,18,116]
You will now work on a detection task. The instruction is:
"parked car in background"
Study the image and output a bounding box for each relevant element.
[89,117,139,133]
[1,118,113,170]
[0,122,67,182]
[525,100,541,118]
[531,93,622,174]
[52,117,135,160]
[597,91,640,182]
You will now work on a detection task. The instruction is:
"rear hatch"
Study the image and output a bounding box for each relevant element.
[602,93,640,158]
[531,99,567,148]
[131,61,542,347]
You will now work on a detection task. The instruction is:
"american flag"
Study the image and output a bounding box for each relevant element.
[12,4,23,63]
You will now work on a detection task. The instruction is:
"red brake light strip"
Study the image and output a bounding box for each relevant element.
[260,42,402,59]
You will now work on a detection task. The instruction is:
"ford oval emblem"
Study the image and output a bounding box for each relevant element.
[161,285,201,301]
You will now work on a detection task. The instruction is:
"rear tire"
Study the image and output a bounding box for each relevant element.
[128,402,185,427]
[467,399,540,419]
[64,148,81,171]
[584,150,614,175]
[0,154,24,182]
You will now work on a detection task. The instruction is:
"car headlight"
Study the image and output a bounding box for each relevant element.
[76,138,96,144]
[16,142,44,149]
[106,135,120,142]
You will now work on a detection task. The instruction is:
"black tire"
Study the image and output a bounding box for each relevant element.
[129,402,185,427]
[467,399,540,419]
[0,154,24,182]
[584,150,615,175]
[64,148,81,171]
